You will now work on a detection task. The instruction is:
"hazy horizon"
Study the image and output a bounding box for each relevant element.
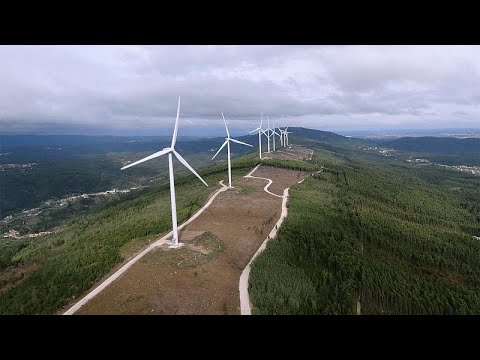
[2,126,480,139]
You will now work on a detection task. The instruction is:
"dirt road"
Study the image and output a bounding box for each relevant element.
[63,180,229,315]
[68,163,308,315]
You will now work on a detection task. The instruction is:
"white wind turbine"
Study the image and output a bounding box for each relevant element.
[263,116,273,153]
[270,118,281,152]
[249,113,264,160]
[281,127,287,147]
[121,97,208,248]
[284,126,293,146]
[277,125,287,147]
[212,113,252,188]
[278,127,284,147]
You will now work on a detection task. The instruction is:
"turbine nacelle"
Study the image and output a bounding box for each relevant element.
[249,113,264,160]
[213,113,253,187]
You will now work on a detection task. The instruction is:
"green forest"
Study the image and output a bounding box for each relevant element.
[249,147,480,314]
[0,151,217,218]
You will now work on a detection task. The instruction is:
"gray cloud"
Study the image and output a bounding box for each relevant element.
[1,45,480,135]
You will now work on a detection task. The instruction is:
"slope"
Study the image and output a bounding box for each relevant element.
[249,141,480,314]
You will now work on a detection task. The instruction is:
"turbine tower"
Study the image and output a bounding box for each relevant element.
[249,113,264,160]
[212,113,252,188]
[263,116,272,153]
[284,127,293,146]
[271,118,281,152]
[121,97,208,248]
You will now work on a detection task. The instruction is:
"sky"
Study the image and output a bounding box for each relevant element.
[1,45,479,136]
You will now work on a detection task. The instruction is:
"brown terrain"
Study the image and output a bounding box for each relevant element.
[77,157,309,314]
[263,145,313,162]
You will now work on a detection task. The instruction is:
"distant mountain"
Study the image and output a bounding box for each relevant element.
[284,127,366,154]
[339,128,480,140]
[0,135,204,149]
[287,127,354,142]
[384,137,480,154]
[0,135,257,163]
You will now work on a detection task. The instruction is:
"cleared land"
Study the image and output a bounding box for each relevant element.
[77,163,308,314]
[265,146,313,161]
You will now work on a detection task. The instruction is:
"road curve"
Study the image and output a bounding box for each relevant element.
[63,180,229,315]
[240,165,307,315]
[244,164,283,198]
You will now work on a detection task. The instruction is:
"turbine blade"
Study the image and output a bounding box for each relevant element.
[230,138,253,147]
[173,150,208,187]
[211,140,228,160]
[171,96,181,148]
[249,128,261,133]
[121,148,171,170]
[221,112,230,138]
[273,130,280,136]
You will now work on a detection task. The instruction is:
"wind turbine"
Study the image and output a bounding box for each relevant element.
[121,97,208,248]
[284,127,293,146]
[212,113,252,188]
[270,118,281,152]
[281,127,287,147]
[278,126,287,147]
[278,127,284,147]
[263,116,272,153]
[249,113,264,160]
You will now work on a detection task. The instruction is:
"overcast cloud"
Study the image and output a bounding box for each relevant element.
[1,45,479,136]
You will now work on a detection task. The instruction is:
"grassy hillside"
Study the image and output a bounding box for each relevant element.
[0,135,257,217]
[0,150,259,220]
[249,146,480,314]
[0,158,258,314]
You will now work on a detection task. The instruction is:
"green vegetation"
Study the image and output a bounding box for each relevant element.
[250,147,480,314]
[0,160,254,314]
[382,137,480,166]
[3,129,480,315]
[262,159,318,172]
[0,133,257,218]
[385,136,480,154]
[0,151,219,219]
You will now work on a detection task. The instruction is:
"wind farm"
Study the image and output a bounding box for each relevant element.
[70,150,311,315]
[3,45,480,317]
[3,106,479,316]
[58,97,314,315]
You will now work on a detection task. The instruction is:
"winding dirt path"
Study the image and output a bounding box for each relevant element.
[239,168,306,315]
[63,158,309,315]
[63,180,229,315]
[244,165,283,198]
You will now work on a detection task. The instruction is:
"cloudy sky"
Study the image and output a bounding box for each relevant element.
[1,45,479,136]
